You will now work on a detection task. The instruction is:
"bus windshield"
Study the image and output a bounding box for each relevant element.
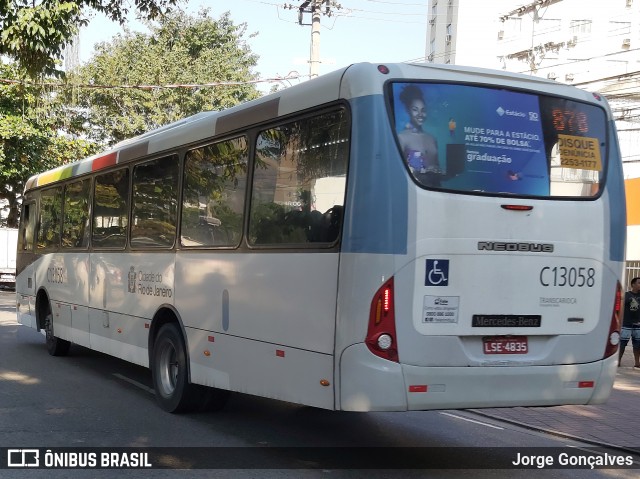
[390,82,608,197]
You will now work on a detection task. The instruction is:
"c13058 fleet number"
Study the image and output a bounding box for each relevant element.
[539,266,596,287]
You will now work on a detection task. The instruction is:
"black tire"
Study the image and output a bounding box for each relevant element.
[151,323,229,413]
[44,302,71,357]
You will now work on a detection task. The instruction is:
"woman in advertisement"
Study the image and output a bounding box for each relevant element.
[396,85,442,186]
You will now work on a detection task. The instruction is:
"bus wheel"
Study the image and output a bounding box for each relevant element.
[44,303,71,357]
[151,323,230,413]
[150,323,199,412]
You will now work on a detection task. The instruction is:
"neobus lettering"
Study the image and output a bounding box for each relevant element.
[477,241,553,252]
[539,266,596,287]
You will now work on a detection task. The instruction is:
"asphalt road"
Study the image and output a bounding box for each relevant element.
[0,291,637,478]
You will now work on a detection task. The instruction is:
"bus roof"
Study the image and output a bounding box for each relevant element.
[25,62,609,192]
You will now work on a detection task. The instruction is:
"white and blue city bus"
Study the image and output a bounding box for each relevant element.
[16,63,625,412]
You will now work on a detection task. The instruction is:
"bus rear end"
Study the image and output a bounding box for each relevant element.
[337,64,625,411]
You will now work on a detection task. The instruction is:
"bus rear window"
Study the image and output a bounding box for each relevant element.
[389,82,607,197]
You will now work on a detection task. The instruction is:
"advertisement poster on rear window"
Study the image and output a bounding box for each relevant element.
[391,82,550,195]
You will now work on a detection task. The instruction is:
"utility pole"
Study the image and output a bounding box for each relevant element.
[287,1,341,79]
[309,0,321,78]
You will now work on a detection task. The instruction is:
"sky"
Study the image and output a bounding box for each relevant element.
[78,0,429,91]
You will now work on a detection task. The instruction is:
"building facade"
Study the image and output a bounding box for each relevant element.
[426,0,510,66]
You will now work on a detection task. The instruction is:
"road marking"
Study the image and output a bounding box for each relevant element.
[439,412,504,430]
[112,373,155,395]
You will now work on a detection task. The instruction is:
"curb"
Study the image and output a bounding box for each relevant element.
[468,409,640,456]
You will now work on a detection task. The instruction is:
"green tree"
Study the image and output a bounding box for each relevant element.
[0,62,97,227]
[0,0,180,78]
[70,8,260,145]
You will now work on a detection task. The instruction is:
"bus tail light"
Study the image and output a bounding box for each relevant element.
[366,278,399,362]
[603,281,622,359]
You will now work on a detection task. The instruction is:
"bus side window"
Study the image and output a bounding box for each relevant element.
[62,179,91,249]
[131,155,179,248]
[37,187,63,250]
[93,169,129,249]
[19,202,36,251]
[181,137,248,248]
[249,109,349,246]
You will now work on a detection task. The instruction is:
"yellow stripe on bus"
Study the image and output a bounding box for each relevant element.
[36,165,74,187]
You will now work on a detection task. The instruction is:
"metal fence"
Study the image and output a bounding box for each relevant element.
[625,261,640,289]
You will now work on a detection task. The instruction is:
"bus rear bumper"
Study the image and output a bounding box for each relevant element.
[339,344,617,412]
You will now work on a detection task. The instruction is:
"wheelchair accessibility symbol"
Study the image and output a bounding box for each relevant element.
[425,259,449,286]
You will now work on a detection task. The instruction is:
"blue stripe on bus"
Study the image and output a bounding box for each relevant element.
[342,95,409,254]
[607,121,626,262]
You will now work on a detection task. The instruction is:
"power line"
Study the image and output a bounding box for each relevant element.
[333,12,426,24]
[362,0,427,6]
[342,6,426,16]
[0,73,308,91]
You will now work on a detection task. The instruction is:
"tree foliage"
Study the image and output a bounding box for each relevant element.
[0,62,98,227]
[0,0,179,78]
[69,8,261,145]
